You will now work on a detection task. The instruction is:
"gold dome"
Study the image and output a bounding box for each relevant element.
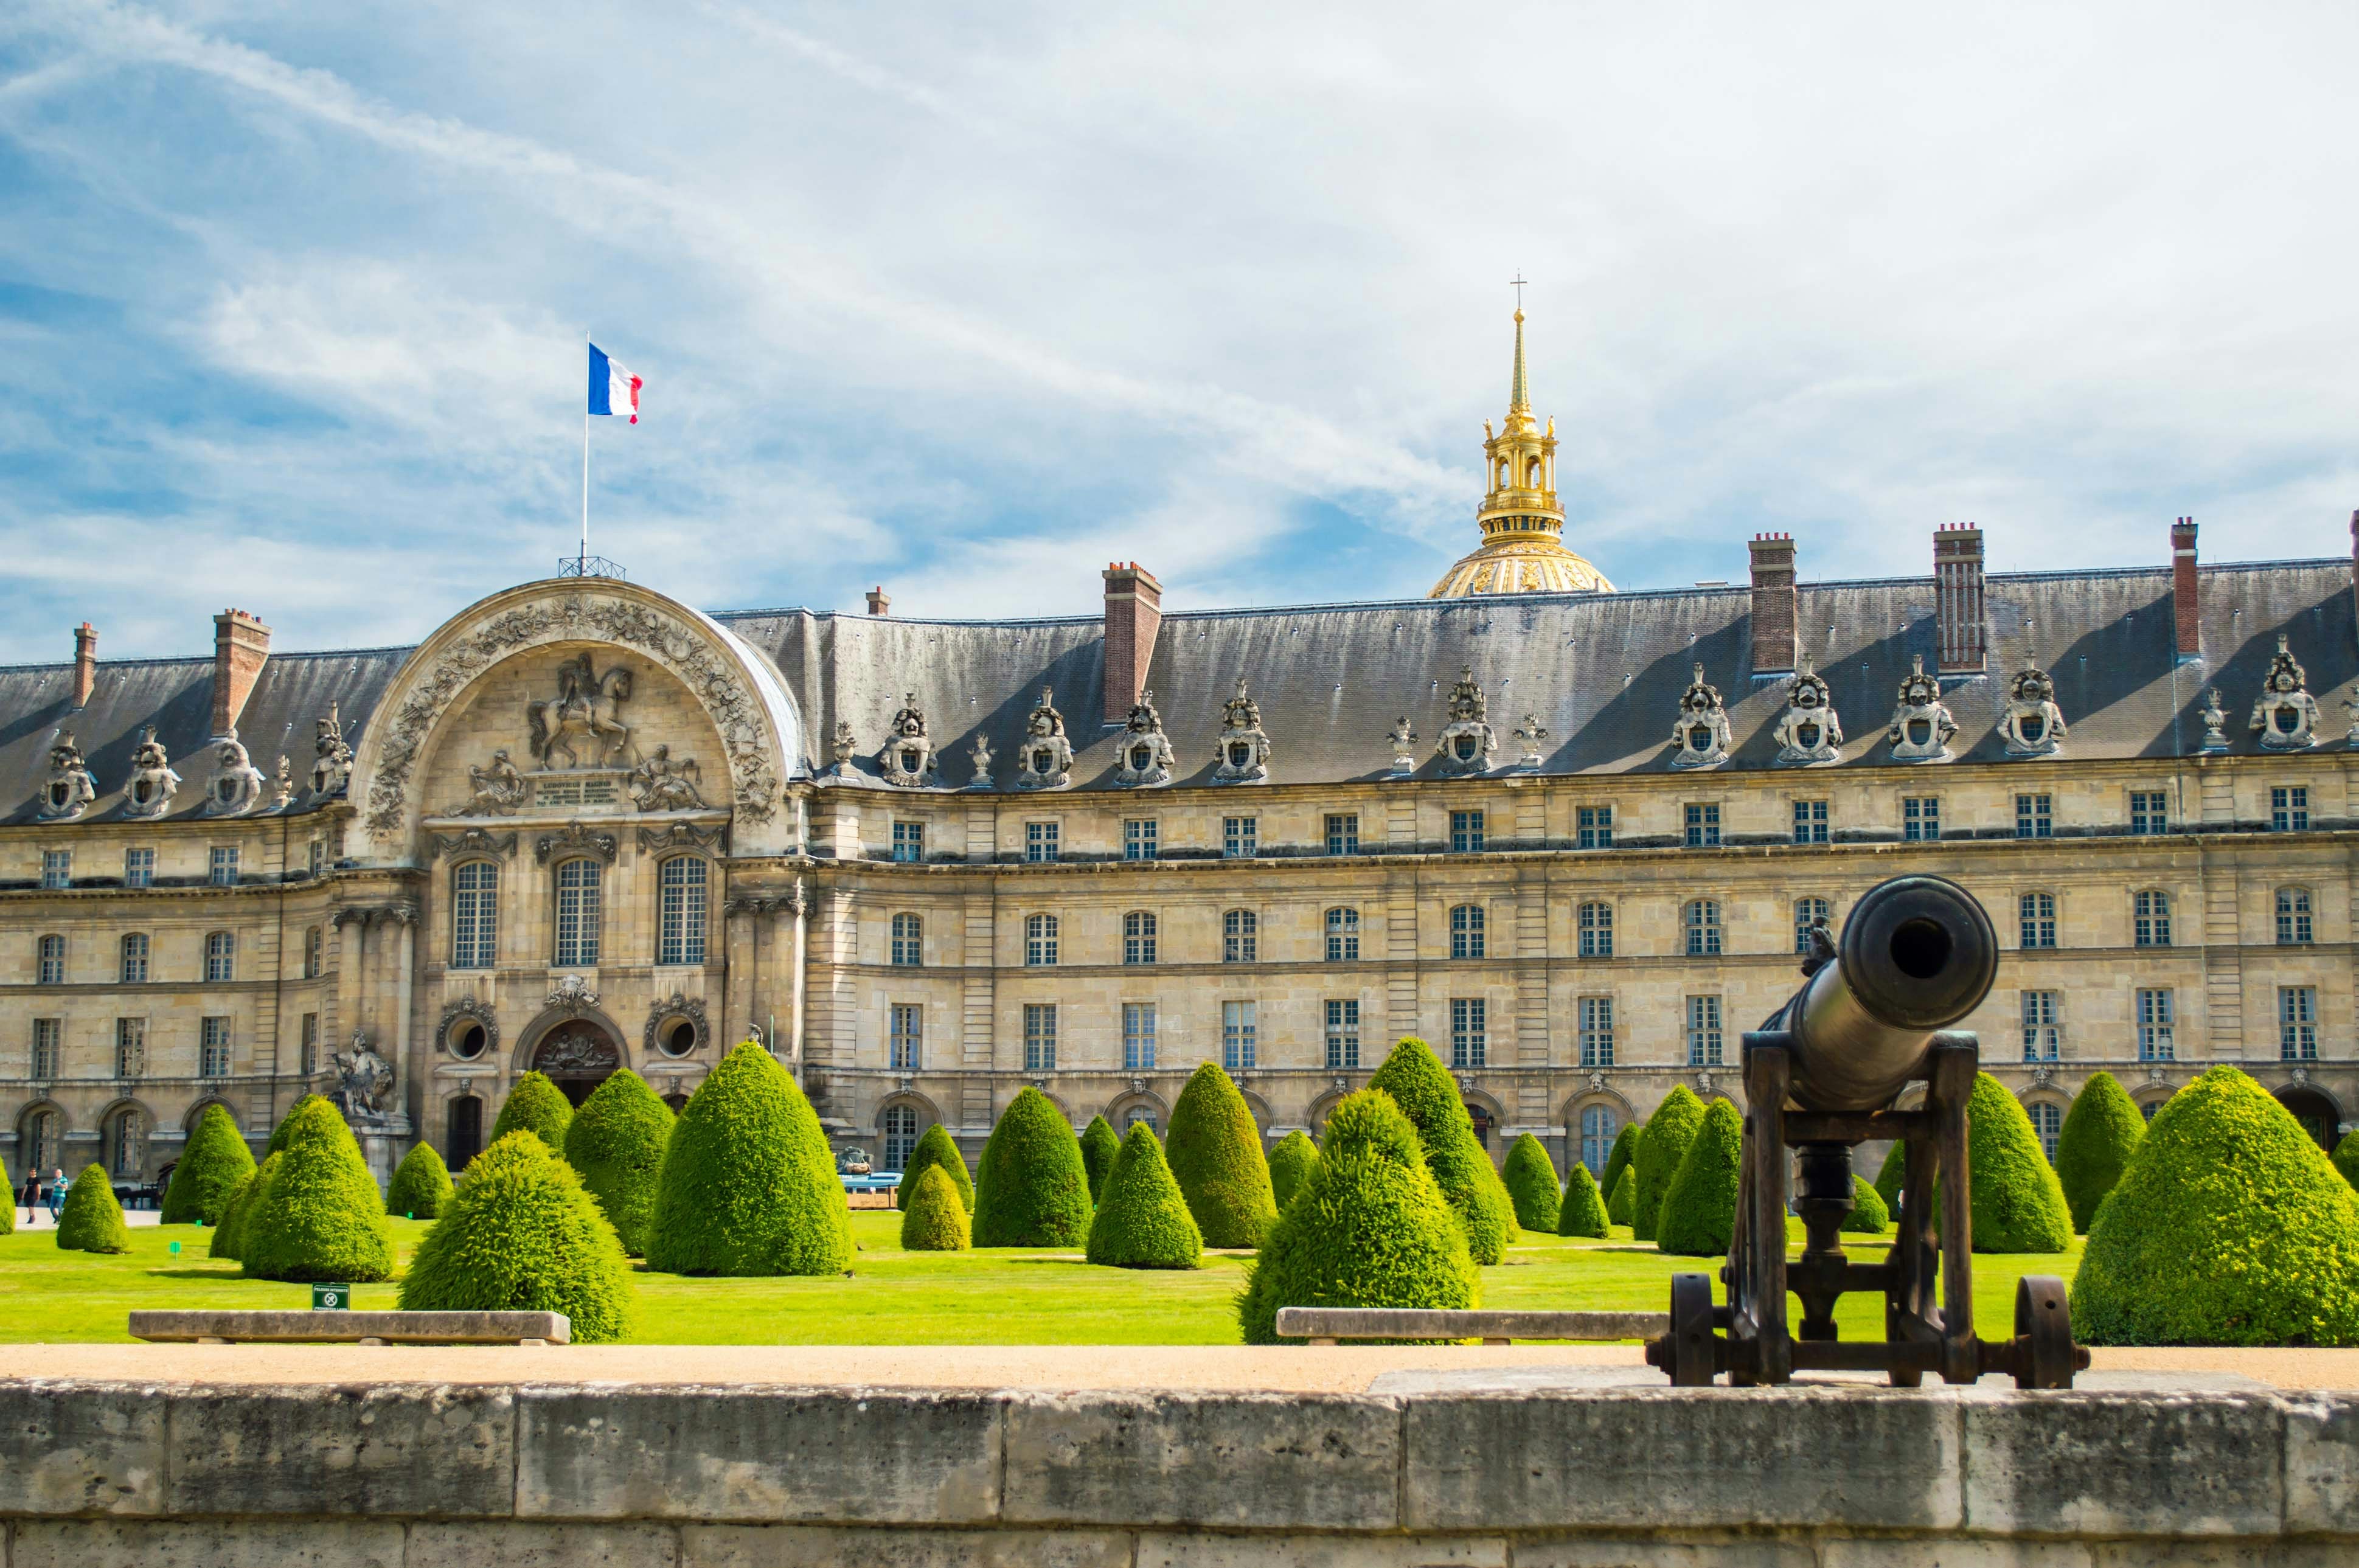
[1429,304,1614,599]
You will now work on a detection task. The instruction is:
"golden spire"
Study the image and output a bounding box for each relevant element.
[1509,308,1530,420]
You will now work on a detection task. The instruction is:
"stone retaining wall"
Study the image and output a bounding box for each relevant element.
[2,1377,2354,1565]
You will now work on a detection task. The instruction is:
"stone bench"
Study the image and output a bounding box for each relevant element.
[1275,1306,1669,1344]
[128,1310,570,1346]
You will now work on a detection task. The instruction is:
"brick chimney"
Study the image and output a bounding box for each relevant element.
[1748,533,1796,675]
[2171,516,2200,662]
[210,609,270,738]
[1101,561,1162,724]
[71,623,97,709]
[865,586,891,616]
[1934,524,1986,675]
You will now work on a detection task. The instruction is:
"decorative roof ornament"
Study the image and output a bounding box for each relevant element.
[2342,692,2359,749]
[309,703,354,799]
[2250,634,2321,751]
[965,733,995,789]
[272,755,294,810]
[1771,659,1844,766]
[1014,687,1074,790]
[546,973,601,1015]
[1114,689,1176,788]
[828,717,858,776]
[1998,662,2067,758]
[1434,666,1497,775]
[1885,655,1958,763]
[1512,713,1550,771]
[875,692,937,788]
[2200,689,2231,753]
[1669,664,1732,770]
[122,727,182,819]
[35,733,97,822]
[1386,716,1419,775]
[1214,677,1273,783]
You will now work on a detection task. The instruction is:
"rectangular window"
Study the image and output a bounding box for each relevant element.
[1223,1000,1257,1071]
[1578,902,1613,958]
[300,1012,318,1077]
[200,1016,232,1078]
[1686,994,1724,1066]
[1024,915,1058,967]
[124,848,155,889]
[2019,893,2057,949]
[2136,988,2175,1062]
[892,820,925,863]
[1123,1002,1157,1070]
[40,850,69,890]
[451,861,498,970]
[1023,1003,1057,1072]
[1324,999,1360,1069]
[1793,897,1830,954]
[1223,908,1259,963]
[1124,912,1157,965]
[2021,991,2060,1061]
[2015,794,2052,839]
[1324,814,1360,856]
[204,932,235,983]
[1450,904,1485,960]
[1577,805,1614,849]
[1450,997,1487,1069]
[891,913,923,967]
[1124,819,1158,861]
[1324,907,1359,963]
[1579,996,1614,1067]
[308,839,325,878]
[889,1004,922,1071]
[1791,799,1829,845]
[114,1018,145,1080]
[209,845,240,886]
[1450,810,1485,853]
[31,1018,60,1079]
[2129,790,2168,835]
[1902,796,1940,842]
[2133,890,2172,948]
[2281,987,2319,1061]
[554,858,602,967]
[657,857,708,965]
[1684,802,1720,848]
[2273,786,2310,833]
[2278,889,2315,945]
[37,936,64,985]
[1024,820,1060,863]
[1223,816,1258,858]
[120,933,148,985]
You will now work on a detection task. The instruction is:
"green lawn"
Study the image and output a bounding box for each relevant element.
[0,1214,2083,1345]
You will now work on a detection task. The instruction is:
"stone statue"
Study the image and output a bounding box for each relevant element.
[1771,661,1844,766]
[527,652,633,769]
[462,749,531,815]
[830,717,858,774]
[1387,716,1418,774]
[122,727,182,819]
[1016,688,1075,790]
[310,703,355,798]
[2250,634,2321,751]
[1512,713,1549,770]
[1669,664,1732,770]
[2200,689,2231,752]
[332,1032,395,1122]
[202,731,269,817]
[1885,655,1957,763]
[1998,663,2067,757]
[35,734,97,821]
[272,755,294,809]
[629,744,707,810]
[1215,677,1274,782]
[1114,690,1176,787]
[966,733,994,788]
[876,693,937,788]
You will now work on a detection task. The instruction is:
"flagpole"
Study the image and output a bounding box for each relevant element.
[581,333,591,574]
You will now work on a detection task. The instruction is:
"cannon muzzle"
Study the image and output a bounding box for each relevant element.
[1776,874,1998,1113]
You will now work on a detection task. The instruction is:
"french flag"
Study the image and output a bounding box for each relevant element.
[588,342,642,423]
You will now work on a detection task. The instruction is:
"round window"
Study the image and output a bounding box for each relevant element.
[658,1018,698,1058]
[450,1022,486,1061]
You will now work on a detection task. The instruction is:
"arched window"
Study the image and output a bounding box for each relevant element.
[1325,907,1359,963]
[2133,890,2171,948]
[102,1105,145,1179]
[1223,909,1259,963]
[1526,457,1544,488]
[2019,892,2057,949]
[1684,900,1721,957]
[2028,1103,2062,1164]
[658,856,708,966]
[1123,1104,1159,1136]
[1578,901,1613,957]
[303,926,323,979]
[880,1105,919,1171]
[2277,887,2314,945]
[1449,904,1485,959]
[19,1106,59,1173]
[1793,897,1830,955]
[203,931,235,982]
[119,933,148,985]
[1025,913,1058,967]
[1124,911,1158,965]
[891,912,923,967]
[35,934,63,985]
[451,861,498,970]
[445,1094,484,1172]
[1579,1105,1618,1179]
[554,858,602,966]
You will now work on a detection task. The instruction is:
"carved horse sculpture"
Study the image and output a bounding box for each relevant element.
[528,654,633,769]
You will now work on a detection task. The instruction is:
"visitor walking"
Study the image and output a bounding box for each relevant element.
[16,1169,36,1227]
[45,1168,66,1226]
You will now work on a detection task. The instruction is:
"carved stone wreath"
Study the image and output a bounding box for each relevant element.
[436,996,499,1060]
[430,828,519,862]
[644,993,710,1058]
[637,822,725,855]
[535,820,619,866]
[364,592,782,839]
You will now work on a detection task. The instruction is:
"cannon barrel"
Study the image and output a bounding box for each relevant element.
[1774,874,1998,1114]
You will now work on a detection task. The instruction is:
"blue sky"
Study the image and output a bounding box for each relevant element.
[2,2,2355,663]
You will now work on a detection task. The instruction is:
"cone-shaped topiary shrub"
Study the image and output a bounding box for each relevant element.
[210,1154,277,1261]
[398,1131,637,1342]
[1367,1037,1517,1264]
[1656,1098,1743,1257]
[491,1071,575,1156]
[1557,1161,1610,1238]
[900,1164,970,1251]
[55,1168,130,1254]
[563,1069,673,1256]
[971,1087,1092,1248]
[1080,1115,1121,1204]
[1268,1129,1321,1212]
[645,1041,852,1277]
[1873,1141,1906,1210]
[1633,1086,1706,1241]
[1164,1063,1279,1249]
[1607,1164,1636,1227]
[2336,1130,2359,1192]
[2056,1072,2145,1233]
[1237,1088,1479,1344]
[1503,1134,1561,1232]
[1964,1072,2072,1254]
[240,1098,394,1283]
[1086,1122,1203,1269]
[2074,1065,2359,1345]
[896,1122,974,1214]
[1599,1124,1638,1210]
[266,1095,325,1157]
[161,1103,256,1224]
[1842,1172,1891,1235]
[0,1188,10,1235]
[386,1141,454,1219]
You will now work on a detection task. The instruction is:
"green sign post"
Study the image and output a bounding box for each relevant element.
[311,1283,350,1311]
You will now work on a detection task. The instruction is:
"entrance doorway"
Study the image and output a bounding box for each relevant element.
[532,1021,622,1106]
[2275,1086,2339,1153]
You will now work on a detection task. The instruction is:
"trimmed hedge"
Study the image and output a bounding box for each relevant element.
[1633,1086,1706,1241]
[645,1041,852,1277]
[386,1142,454,1219]
[1268,1129,1321,1212]
[1557,1161,1610,1238]
[2056,1072,2145,1233]
[896,1122,974,1214]
[161,1104,255,1224]
[0,1187,10,1235]
[1607,1164,1636,1227]
[1873,1142,1905,1210]
[398,1131,637,1342]
[1842,1173,1891,1235]
[1965,1073,2072,1254]
[1503,1134,1562,1233]
[1366,1037,1518,1264]
[564,1069,674,1256]
[491,1072,575,1156]
[1086,1122,1203,1269]
[1080,1116,1120,1204]
[210,1154,277,1261]
[1598,1124,1638,1210]
[971,1087,1092,1249]
[2336,1130,2359,1192]
[900,1165,971,1251]
[1164,1063,1278,1249]
[55,1169,130,1254]
[1237,1088,1479,1344]
[1656,1098,1742,1257]
[239,1098,394,1283]
[2074,1065,2359,1345]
